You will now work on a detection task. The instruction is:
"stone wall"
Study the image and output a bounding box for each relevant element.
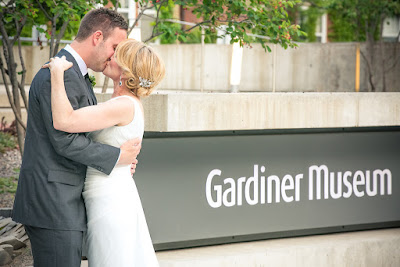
[1,43,399,92]
[1,90,400,130]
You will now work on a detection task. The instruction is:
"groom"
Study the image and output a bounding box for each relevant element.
[12,8,138,267]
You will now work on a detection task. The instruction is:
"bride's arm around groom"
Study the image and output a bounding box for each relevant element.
[12,8,138,267]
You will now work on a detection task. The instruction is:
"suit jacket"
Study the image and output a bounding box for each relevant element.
[12,49,120,231]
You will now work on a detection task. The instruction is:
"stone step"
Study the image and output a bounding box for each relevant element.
[155,228,400,267]
[80,229,400,267]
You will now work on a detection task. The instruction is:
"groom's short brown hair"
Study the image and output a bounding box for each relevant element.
[75,8,128,41]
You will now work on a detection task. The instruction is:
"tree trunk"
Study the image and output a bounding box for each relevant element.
[365,27,376,92]
[12,77,25,154]
[17,39,28,110]
[9,47,25,154]
[102,77,110,93]
[0,12,27,155]
[379,41,386,92]
[53,19,70,58]
[16,118,25,154]
[379,16,386,92]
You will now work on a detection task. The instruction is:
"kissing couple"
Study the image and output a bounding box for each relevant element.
[13,8,165,267]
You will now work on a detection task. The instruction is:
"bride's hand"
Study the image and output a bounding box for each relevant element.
[42,56,73,72]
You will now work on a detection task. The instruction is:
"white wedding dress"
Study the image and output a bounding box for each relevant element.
[83,95,158,267]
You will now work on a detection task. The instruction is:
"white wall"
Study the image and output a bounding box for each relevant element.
[2,43,399,92]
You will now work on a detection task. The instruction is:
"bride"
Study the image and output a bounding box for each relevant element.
[44,39,165,266]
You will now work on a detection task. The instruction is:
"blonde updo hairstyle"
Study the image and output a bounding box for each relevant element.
[115,39,165,97]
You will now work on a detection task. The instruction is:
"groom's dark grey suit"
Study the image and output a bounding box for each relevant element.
[12,49,119,266]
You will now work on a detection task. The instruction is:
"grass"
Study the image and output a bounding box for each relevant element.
[0,131,19,194]
[0,168,19,194]
[0,176,18,194]
[0,131,18,153]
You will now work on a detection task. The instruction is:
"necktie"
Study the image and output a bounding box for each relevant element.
[84,73,96,105]
[84,73,92,89]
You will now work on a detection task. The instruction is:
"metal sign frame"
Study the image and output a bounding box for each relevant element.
[134,126,400,251]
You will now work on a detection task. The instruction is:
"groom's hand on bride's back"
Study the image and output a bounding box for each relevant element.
[118,138,142,172]
[130,158,138,176]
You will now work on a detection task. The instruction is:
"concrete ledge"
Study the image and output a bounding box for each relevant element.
[155,228,400,267]
[2,91,399,131]
[141,92,400,131]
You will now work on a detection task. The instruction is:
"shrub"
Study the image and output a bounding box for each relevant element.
[0,132,17,154]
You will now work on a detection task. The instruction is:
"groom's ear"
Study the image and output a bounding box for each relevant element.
[92,31,104,46]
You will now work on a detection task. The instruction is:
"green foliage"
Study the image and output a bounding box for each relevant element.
[184,27,218,44]
[33,0,96,38]
[156,0,182,44]
[0,0,100,51]
[285,0,400,43]
[138,0,306,51]
[286,1,327,42]
[327,0,400,42]
[19,16,81,44]
[0,176,19,194]
[302,5,324,42]
[0,132,17,154]
[0,1,34,40]
[328,6,358,42]
[155,0,217,44]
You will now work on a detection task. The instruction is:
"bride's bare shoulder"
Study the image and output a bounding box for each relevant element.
[106,96,137,125]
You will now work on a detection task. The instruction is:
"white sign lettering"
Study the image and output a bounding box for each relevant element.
[206,165,303,208]
[206,164,392,208]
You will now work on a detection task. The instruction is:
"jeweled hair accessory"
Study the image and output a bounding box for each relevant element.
[139,77,152,88]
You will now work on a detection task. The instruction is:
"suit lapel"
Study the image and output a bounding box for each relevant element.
[56,49,96,106]
[85,75,97,105]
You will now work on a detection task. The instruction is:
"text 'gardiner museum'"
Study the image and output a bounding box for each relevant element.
[206,165,392,208]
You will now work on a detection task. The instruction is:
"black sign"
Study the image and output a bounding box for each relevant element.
[135,127,400,250]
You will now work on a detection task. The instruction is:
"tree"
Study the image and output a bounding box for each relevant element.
[0,0,98,154]
[286,0,327,42]
[34,0,89,58]
[328,0,400,91]
[139,0,305,51]
[0,0,31,154]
